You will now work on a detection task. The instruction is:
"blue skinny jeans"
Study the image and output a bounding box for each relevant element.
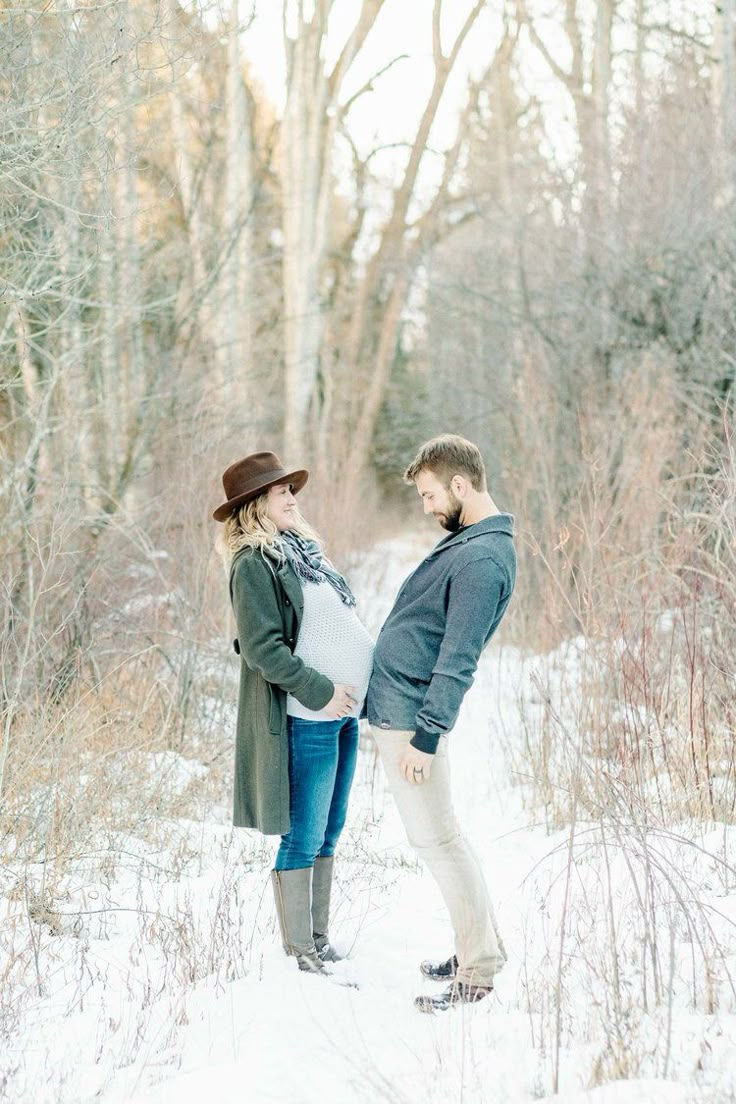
[274,715,359,871]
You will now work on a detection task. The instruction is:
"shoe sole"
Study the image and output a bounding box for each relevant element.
[414,987,493,1014]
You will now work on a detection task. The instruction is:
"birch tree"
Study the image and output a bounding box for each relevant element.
[280,0,389,457]
[279,0,493,493]
[220,0,255,399]
[335,1,489,495]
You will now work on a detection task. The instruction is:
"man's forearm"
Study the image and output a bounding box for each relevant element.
[411,669,475,753]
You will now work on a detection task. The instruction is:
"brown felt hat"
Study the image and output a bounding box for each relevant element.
[212,451,309,522]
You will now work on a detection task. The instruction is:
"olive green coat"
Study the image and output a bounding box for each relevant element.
[228,547,334,835]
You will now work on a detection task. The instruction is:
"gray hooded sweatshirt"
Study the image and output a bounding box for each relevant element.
[366,513,516,754]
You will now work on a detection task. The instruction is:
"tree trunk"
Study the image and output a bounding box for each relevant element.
[113,2,146,506]
[587,0,614,251]
[278,0,486,488]
[220,0,255,416]
[716,0,736,186]
[97,196,118,498]
[281,7,331,459]
[165,0,213,369]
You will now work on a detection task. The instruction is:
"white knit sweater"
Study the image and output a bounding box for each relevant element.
[286,580,375,721]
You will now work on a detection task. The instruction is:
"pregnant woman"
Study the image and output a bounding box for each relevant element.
[213,451,374,975]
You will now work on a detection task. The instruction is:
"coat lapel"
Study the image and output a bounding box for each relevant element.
[275,557,304,614]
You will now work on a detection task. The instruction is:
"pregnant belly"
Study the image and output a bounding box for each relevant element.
[297,644,373,695]
[288,637,374,719]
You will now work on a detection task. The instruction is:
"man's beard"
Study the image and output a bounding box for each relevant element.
[436,491,463,532]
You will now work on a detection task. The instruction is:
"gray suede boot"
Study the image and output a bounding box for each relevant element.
[271,868,326,975]
[312,855,344,963]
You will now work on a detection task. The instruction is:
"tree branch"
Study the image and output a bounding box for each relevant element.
[339,53,409,118]
[432,0,443,65]
[448,0,487,70]
[565,0,584,88]
[516,0,575,90]
[386,0,486,241]
[327,0,387,101]
[639,21,711,49]
[410,73,485,252]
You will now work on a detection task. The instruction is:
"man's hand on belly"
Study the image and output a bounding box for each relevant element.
[399,743,434,785]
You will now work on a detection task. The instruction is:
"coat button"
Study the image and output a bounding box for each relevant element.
[285,597,291,606]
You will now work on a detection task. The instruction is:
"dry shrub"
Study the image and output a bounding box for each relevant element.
[3,664,184,863]
[0,496,235,871]
[506,352,735,827]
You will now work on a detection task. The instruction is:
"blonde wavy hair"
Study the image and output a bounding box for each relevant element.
[215,487,323,572]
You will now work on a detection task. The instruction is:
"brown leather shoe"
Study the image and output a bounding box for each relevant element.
[414,980,493,1013]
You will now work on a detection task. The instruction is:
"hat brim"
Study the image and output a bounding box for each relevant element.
[212,468,309,522]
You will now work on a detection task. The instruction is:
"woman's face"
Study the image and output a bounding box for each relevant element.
[264,482,298,532]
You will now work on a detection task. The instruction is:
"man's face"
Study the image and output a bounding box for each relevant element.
[415,471,463,532]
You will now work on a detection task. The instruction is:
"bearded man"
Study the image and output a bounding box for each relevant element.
[367,434,516,1013]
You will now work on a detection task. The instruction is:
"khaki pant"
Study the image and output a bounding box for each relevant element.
[371,727,506,986]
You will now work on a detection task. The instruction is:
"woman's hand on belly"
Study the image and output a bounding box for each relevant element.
[323,684,358,719]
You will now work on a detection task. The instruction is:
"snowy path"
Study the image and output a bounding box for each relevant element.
[3,536,736,1102]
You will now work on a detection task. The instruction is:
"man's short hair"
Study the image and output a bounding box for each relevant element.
[404,434,487,492]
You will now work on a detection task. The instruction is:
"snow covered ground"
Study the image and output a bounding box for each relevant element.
[2,536,736,1103]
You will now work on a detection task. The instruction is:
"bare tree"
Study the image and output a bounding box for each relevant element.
[279,0,389,457]
[515,0,616,251]
[220,0,255,403]
[278,0,493,496]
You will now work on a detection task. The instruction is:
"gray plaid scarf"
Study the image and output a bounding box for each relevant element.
[280,530,356,608]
